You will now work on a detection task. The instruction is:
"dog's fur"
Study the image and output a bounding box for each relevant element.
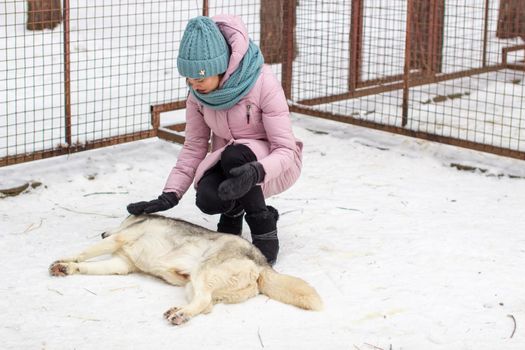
[49,214,322,325]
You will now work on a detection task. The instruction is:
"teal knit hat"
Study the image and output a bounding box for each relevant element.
[177,16,230,79]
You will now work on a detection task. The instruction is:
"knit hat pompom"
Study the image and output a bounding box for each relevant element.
[177,16,230,79]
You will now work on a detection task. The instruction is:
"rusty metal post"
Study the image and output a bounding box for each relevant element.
[428,0,437,75]
[202,0,208,16]
[349,0,363,91]
[482,0,490,67]
[63,0,71,146]
[281,0,296,99]
[402,0,414,127]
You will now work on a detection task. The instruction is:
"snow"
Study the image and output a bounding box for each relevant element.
[1,0,525,348]
[1,113,525,350]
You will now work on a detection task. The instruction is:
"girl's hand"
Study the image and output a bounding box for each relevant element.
[218,162,265,200]
[127,192,179,215]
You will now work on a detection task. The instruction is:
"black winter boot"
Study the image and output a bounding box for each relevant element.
[217,204,244,235]
[245,206,279,265]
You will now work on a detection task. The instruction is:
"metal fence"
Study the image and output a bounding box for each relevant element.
[1,0,524,167]
[287,0,525,159]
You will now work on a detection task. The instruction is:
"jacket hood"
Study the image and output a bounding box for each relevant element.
[212,14,250,87]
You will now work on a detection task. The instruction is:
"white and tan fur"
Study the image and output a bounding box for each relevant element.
[49,214,322,325]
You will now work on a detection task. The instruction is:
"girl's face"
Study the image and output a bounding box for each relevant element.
[187,75,220,94]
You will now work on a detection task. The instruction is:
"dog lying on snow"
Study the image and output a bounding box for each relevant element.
[49,214,322,325]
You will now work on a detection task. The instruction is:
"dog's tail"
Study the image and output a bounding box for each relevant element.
[257,267,323,311]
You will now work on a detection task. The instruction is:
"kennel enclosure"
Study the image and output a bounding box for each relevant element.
[1,0,524,167]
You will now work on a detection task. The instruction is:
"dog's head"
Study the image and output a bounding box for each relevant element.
[100,214,147,239]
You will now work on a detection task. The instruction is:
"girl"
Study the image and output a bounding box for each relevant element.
[127,15,303,265]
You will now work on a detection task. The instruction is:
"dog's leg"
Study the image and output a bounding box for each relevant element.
[49,255,135,276]
[181,284,213,315]
[163,259,259,325]
[164,273,214,325]
[55,232,136,263]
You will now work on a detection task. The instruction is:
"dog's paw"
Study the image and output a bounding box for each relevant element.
[163,307,189,325]
[49,261,73,276]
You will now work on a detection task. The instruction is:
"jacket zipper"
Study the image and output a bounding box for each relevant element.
[246,104,251,124]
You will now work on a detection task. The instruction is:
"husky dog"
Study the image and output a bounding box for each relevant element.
[49,214,322,325]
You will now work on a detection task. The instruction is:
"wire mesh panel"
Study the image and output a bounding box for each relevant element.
[290,0,525,159]
[1,0,65,162]
[292,1,351,101]
[361,1,407,83]
[1,1,204,166]
[407,0,525,152]
[67,1,200,144]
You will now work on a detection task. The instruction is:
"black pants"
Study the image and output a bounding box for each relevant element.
[195,144,267,215]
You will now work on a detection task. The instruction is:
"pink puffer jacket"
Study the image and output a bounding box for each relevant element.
[163,14,303,199]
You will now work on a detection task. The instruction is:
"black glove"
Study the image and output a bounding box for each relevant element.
[127,192,179,215]
[218,162,265,201]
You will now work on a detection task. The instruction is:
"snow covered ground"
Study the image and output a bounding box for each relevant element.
[1,113,524,350]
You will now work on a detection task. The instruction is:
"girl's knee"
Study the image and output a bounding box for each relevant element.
[195,188,234,215]
[195,192,220,214]
[220,144,256,173]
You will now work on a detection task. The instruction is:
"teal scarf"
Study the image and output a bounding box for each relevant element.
[189,40,264,110]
